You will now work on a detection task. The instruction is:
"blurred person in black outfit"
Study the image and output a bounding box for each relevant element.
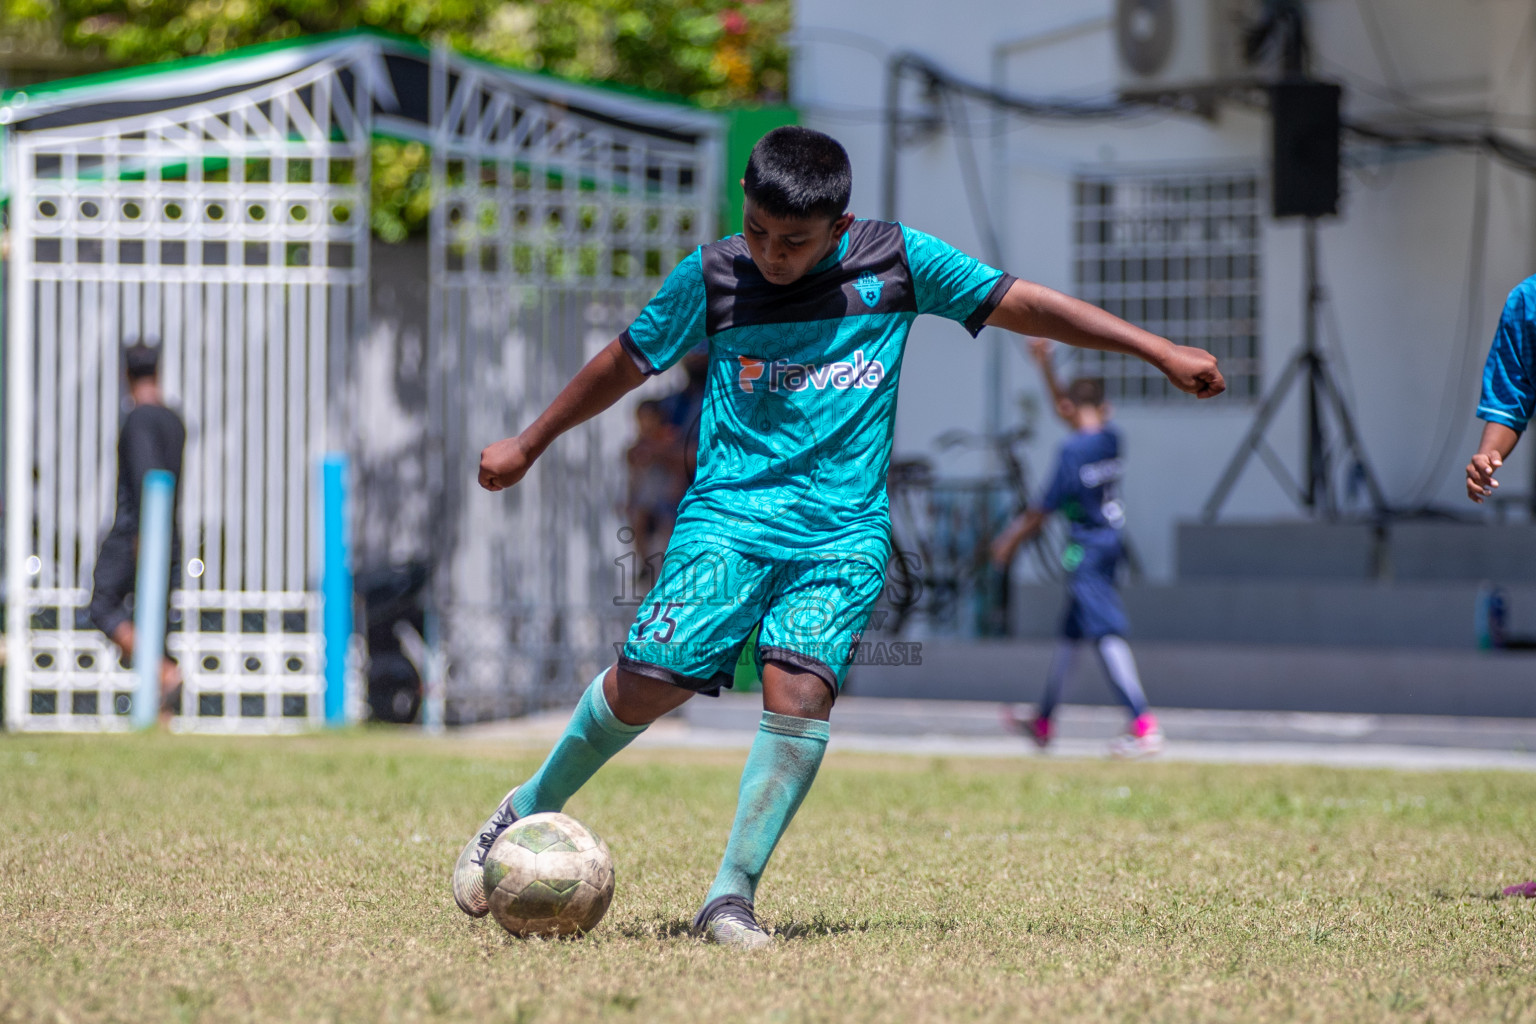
[625,399,687,589]
[655,344,709,483]
[89,341,186,716]
[622,345,707,592]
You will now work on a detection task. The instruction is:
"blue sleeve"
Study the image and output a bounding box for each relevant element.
[1479,280,1536,432]
[620,249,708,375]
[899,225,1016,337]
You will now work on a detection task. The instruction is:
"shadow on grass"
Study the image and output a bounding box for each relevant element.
[617,918,696,940]
[1428,887,1505,902]
[616,915,877,941]
[774,915,875,940]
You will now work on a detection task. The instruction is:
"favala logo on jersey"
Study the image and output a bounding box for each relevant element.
[738,351,886,393]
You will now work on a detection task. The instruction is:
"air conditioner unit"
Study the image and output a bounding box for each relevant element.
[1114,0,1259,94]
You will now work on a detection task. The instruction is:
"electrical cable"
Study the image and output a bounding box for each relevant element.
[1353,0,1406,99]
[789,26,1172,134]
[1494,1,1536,96]
[1317,60,1536,132]
[888,51,1143,123]
[1219,88,1536,179]
[1338,0,1536,134]
[871,30,1532,522]
[942,88,1005,266]
[1343,120,1536,179]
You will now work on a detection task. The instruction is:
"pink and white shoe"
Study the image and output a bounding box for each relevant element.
[1502,881,1536,898]
[1000,706,1053,749]
[1110,713,1163,759]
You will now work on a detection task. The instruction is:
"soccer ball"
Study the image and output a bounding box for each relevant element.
[483,812,615,937]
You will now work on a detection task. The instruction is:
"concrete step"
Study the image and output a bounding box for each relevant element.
[454,696,1536,770]
[1006,581,1536,649]
[843,640,1536,718]
[1175,521,1536,583]
[685,694,1536,753]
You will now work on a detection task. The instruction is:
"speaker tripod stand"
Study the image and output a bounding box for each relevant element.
[1202,218,1389,521]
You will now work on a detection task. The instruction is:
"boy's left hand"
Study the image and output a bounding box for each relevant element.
[1159,345,1226,398]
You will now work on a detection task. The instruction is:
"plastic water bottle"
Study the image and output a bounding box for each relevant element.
[1475,583,1507,650]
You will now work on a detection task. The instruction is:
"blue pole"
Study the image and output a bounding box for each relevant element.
[132,469,175,730]
[321,454,353,727]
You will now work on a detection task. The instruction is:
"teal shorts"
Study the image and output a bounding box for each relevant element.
[619,530,887,697]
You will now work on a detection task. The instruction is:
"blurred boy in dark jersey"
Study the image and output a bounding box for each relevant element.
[993,338,1161,758]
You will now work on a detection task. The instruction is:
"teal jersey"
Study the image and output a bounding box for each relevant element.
[621,220,1014,555]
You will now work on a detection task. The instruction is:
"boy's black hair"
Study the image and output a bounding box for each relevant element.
[743,126,852,222]
[636,399,664,418]
[124,339,161,381]
[1066,377,1106,408]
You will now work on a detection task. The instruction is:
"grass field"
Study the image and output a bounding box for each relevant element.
[3,731,1536,1023]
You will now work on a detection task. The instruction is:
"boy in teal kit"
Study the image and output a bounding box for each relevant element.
[454,127,1226,946]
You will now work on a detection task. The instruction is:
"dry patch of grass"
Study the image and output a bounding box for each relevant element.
[2,731,1535,1023]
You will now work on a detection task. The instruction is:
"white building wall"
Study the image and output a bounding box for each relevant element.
[792,0,1536,580]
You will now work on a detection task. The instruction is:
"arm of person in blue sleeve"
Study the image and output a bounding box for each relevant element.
[1468,282,1536,503]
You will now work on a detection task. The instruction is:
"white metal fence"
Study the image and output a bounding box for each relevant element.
[4,56,371,732]
[425,51,720,721]
[2,35,724,731]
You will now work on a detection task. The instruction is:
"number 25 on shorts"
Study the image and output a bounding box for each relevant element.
[634,601,683,642]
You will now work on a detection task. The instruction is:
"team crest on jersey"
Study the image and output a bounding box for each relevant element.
[854,272,883,308]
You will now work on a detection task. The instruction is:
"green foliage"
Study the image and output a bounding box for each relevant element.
[17,0,790,239]
[369,138,431,244]
[2,0,57,25]
[38,0,789,106]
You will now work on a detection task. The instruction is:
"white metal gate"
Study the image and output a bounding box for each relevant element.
[425,52,722,721]
[1,34,725,730]
[3,55,371,732]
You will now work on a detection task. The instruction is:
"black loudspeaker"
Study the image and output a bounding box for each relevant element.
[1271,81,1341,218]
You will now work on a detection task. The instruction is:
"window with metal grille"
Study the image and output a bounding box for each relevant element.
[1071,169,1261,400]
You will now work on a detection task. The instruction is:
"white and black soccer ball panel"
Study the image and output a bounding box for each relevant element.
[483,812,615,937]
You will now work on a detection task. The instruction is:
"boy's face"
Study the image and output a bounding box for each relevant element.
[741,197,854,286]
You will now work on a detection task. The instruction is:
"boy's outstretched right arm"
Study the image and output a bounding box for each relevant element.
[987,280,1224,399]
[479,337,647,492]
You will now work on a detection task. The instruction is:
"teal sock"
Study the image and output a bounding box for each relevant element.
[511,671,647,817]
[705,711,831,904]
